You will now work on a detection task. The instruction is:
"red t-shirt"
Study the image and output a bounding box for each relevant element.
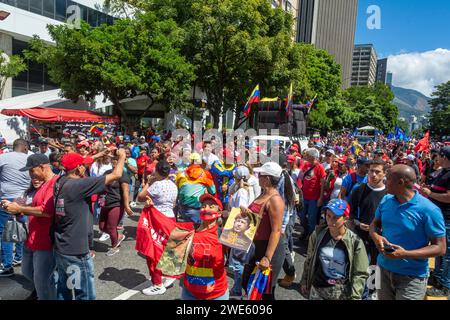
[26,176,58,252]
[145,160,158,176]
[301,162,326,201]
[137,155,150,176]
[184,225,228,299]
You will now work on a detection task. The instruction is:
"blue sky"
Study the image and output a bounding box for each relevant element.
[354,0,450,96]
[355,0,450,57]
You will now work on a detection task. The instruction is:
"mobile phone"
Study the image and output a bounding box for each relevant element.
[384,243,396,253]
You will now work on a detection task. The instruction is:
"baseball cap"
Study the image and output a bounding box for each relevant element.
[253,162,283,178]
[19,154,50,171]
[0,137,5,144]
[290,144,299,152]
[151,135,161,142]
[325,149,335,156]
[76,140,90,148]
[375,149,384,154]
[324,199,350,218]
[235,166,250,180]
[287,155,297,163]
[39,138,49,144]
[406,154,416,161]
[440,146,450,159]
[124,135,131,142]
[61,153,92,171]
[199,193,223,211]
[357,157,369,166]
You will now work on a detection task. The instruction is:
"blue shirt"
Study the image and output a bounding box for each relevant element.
[375,192,445,278]
[342,173,367,200]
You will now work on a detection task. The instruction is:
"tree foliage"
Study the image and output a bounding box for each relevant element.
[428,81,450,137]
[0,51,27,99]
[26,14,195,122]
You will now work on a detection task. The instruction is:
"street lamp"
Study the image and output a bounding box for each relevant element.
[0,10,11,21]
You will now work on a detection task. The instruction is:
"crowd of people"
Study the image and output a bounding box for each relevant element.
[0,129,449,301]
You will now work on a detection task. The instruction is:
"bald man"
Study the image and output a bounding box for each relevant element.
[369,164,447,300]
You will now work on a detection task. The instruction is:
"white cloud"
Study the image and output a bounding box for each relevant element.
[387,48,450,97]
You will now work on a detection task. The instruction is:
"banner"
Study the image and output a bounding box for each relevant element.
[136,207,194,277]
[64,122,118,135]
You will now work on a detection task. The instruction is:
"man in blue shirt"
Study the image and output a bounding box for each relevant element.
[339,157,369,201]
[370,164,447,300]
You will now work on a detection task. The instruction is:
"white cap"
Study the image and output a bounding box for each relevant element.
[235,166,250,180]
[406,154,415,161]
[253,162,283,178]
[326,149,335,156]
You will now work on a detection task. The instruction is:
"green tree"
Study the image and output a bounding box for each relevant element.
[0,51,27,99]
[428,81,450,137]
[26,14,194,124]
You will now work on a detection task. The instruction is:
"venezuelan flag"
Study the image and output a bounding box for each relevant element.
[243,85,261,117]
[89,124,105,135]
[306,94,317,110]
[285,83,293,116]
[186,265,215,288]
[246,266,272,300]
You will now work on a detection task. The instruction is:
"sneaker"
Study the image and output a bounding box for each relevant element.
[106,248,120,257]
[426,286,450,298]
[278,274,296,288]
[290,251,295,263]
[12,259,22,267]
[0,267,14,277]
[162,277,176,288]
[90,250,96,259]
[116,234,126,247]
[142,285,166,296]
[99,233,110,242]
[130,202,137,208]
[368,291,378,300]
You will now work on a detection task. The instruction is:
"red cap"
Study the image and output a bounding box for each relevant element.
[76,140,90,148]
[290,144,299,151]
[61,152,92,171]
[287,155,297,163]
[199,193,223,211]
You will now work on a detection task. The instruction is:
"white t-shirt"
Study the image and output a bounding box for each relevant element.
[322,162,331,171]
[230,187,254,209]
[202,153,219,169]
[90,162,112,177]
[148,179,178,218]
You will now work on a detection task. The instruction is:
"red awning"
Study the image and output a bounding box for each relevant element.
[1,107,120,124]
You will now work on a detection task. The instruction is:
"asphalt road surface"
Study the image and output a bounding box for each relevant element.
[0,205,307,301]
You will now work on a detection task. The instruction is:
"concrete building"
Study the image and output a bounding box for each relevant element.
[271,0,299,40]
[351,44,378,87]
[376,58,388,84]
[296,0,358,88]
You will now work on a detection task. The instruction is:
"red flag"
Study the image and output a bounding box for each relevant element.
[414,131,430,153]
[135,207,194,277]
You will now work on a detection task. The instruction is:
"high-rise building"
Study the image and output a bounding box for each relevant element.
[386,72,393,88]
[376,58,388,84]
[351,44,378,87]
[296,0,358,88]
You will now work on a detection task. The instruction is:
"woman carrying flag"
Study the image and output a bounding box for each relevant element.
[240,162,285,300]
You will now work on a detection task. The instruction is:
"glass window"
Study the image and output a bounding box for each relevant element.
[16,0,29,10]
[55,0,66,21]
[98,13,107,26]
[43,0,55,19]
[88,8,98,27]
[29,0,43,15]
[107,15,114,25]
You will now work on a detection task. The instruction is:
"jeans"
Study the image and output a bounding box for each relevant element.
[178,205,201,227]
[181,288,229,300]
[300,199,319,236]
[22,247,57,300]
[433,221,450,289]
[229,250,245,295]
[0,202,27,269]
[55,251,96,300]
[377,266,428,300]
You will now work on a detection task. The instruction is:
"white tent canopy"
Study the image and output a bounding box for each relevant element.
[358,125,376,131]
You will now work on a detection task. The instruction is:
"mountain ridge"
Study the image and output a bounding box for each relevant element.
[391,85,431,119]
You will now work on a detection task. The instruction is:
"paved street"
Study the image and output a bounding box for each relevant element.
[0,205,307,301]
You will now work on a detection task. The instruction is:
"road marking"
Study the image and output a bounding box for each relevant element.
[113,280,150,300]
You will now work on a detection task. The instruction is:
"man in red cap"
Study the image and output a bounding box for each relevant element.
[52,149,127,300]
